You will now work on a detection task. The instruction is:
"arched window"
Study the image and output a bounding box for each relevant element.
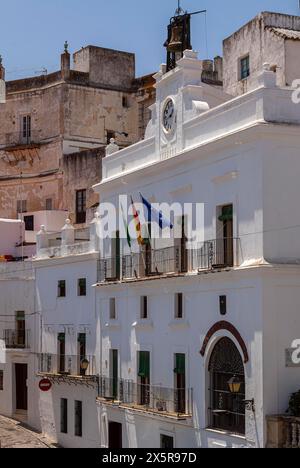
[209,337,245,435]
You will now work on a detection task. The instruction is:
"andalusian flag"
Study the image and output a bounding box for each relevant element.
[131,197,144,246]
[121,203,132,249]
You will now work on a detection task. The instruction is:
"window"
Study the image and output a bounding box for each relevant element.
[209,337,245,435]
[174,353,186,414]
[175,293,183,319]
[46,198,53,211]
[240,55,250,80]
[110,349,118,400]
[58,280,66,298]
[17,200,27,214]
[109,298,116,320]
[22,115,31,142]
[60,398,68,434]
[122,96,128,108]
[78,278,87,297]
[106,131,115,145]
[161,434,174,449]
[75,401,83,437]
[0,371,3,391]
[16,311,26,348]
[140,296,148,319]
[58,333,66,374]
[138,351,150,405]
[76,189,86,224]
[24,215,34,231]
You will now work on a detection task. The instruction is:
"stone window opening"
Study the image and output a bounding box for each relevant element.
[239,55,250,81]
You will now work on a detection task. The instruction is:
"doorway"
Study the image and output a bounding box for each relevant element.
[15,364,28,411]
[108,422,123,449]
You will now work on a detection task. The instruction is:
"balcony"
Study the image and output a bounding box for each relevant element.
[97,238,240,283]
[267,415,300,448]
[3,330,30,349]
[0,131,42,151]
[98,377,193,419]
[39,354,96,379]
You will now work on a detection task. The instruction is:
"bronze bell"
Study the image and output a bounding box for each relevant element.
[167,24,183,53]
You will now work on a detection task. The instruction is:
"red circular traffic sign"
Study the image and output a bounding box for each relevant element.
[39,378,52,392]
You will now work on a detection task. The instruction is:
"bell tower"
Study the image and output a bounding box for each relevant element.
[164,2,206,72]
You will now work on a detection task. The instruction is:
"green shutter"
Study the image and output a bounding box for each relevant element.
[78,334,86,344]
[138,351,150,378]
[58,333,65,343]
[218,206,233,222]
[174,354,185,375]
[16,311,25,322]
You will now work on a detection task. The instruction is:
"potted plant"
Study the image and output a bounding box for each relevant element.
[287,390,300,417]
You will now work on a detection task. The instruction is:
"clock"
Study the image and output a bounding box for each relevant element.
[162,98,176,133]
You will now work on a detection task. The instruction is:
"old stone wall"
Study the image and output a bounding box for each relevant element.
[223,12,300,96]
[62,147,104,225]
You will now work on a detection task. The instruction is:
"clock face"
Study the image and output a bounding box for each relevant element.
[163,98,176,133]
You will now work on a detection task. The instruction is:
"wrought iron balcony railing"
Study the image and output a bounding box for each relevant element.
[97,238,240,283]
[193,238,240,271]
[39,354,96,377]
[3,330,30,349]
[98,377,193,417]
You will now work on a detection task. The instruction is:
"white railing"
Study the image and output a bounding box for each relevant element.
[37,241,93,259]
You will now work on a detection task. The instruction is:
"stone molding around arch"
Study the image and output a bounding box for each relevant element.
[199,321,249,363]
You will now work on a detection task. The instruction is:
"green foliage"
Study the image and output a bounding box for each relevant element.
[287,391,300,417]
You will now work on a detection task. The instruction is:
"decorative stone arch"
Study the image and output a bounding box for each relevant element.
[200,321,249,364]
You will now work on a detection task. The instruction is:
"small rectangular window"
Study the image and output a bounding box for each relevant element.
[175,293,183,319]
[58,280,66,298]
[141,296,148,320]
[76,189,87,225]
[109,298,116,320]
[161,434,174,449]
[240,55,250,80]
[60,398,68,434]
[24,215,34,231]
[122,96,128,108]
[78,278,87,297]
[46,198,53,211]
[75,400,83,437]
[0,371,3,391]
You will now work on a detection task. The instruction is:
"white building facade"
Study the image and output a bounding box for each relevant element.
[93,50,300,449]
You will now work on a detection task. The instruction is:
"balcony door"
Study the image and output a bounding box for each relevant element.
[78,333,86,376]
[174,354,186,414]
[16,311,25,348]
[58,333,66,373]
[21,115,31,144]
[217,205,234,267]
[110,349,118,400]
[138,351,150,406]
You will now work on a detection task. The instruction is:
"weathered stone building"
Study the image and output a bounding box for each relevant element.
[0,45,156,224]
[223,11,300,96]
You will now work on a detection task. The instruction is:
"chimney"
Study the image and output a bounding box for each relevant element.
[214,56,223,82]
[0,55,5,80]
[61,41,71,81]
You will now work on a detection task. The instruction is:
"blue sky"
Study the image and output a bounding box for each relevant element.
[0,0,298,79]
